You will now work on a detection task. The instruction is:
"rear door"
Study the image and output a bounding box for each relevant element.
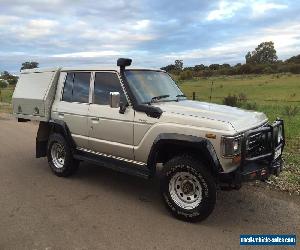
[88,71,135,160]
[52,71,91,149]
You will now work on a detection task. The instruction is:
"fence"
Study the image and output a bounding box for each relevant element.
[188,92,300,104]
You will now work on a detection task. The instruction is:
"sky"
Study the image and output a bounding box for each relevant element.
[0,0,300,72]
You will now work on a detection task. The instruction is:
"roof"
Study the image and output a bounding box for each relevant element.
[20,67,61,74]
[61,66,165,72]
[21,66,164,74]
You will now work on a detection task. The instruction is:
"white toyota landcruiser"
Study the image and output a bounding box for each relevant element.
[12,58,285,222]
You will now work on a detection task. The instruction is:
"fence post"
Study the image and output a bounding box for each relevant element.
[192,92,196,100]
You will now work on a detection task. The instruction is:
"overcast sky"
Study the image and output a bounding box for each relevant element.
[1,0,300,72]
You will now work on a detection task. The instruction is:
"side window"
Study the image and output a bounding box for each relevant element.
[94,72,124,105]
[72,72,91,103]
[62,73,73,102]
[62,72,91,103]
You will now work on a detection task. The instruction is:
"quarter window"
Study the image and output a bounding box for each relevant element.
[62,73,73,102]
[94,72,124,105]
[62,72,91,103]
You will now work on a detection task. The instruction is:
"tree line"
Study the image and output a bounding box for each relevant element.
[161,41,300,80]
[1,41,300,87]
[0,61,39,87]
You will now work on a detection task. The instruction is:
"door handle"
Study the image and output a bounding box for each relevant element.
[58,112,64,118]
[91,117,99,122]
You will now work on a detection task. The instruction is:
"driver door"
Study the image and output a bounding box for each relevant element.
[88,71,134,160]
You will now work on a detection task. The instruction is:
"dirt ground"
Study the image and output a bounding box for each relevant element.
[0,114,299,250]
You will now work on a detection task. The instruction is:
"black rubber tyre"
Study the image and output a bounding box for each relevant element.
[47,133,79,177]
[160,155,216,222]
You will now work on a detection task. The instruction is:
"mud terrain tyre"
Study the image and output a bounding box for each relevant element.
[47,133,79,177]
[161,155,216,222]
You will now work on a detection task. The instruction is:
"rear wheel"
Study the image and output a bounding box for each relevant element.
[160,155,216,222]
[47,133,78,177]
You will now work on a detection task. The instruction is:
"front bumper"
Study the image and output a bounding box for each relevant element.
[219,119,285,189]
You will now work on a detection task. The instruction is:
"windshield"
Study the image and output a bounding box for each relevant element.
[124,70,185,104]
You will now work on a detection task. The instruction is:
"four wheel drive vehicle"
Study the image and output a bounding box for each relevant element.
[12,58,285,222]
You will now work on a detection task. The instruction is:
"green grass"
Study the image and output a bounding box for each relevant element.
[179,73,300,104]
[0,85,14,103]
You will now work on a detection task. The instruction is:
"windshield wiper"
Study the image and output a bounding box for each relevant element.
[150,95,170,103]
[176,94,186,101]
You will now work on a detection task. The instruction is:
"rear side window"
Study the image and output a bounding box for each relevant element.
[62,73,73,102]
[72,73,90,103]
[62,72,91,103]
[94,72,124,105]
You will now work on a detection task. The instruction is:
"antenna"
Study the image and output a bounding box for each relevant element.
[209,80,214,103]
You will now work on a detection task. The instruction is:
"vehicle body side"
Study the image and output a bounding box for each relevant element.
[49,68,236,175]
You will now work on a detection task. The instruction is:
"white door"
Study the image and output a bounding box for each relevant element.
[53,71,91,149]
[88,71,134,160]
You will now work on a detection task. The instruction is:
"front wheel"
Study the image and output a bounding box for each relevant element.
[160,155,216,222]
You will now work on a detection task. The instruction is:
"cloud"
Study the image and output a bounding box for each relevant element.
[206,0,289,21]
[206,1,245,21]
[164,21,300,64]
[51,51,121,58]
[0,0,299,72]
[17,19,59,39]
[251,2,288,17]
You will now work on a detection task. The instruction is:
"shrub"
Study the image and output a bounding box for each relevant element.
[243,102,257,110]
[263,66,274,74]
[282,106,299,117]
[223,94,239,107]
[179,70,193,80]
[238,92,247,102]
[289,64,300,74]
[0,79,8,88]
[202,70,214,77]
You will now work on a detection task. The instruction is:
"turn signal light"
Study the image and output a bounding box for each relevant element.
[205,133,216,139]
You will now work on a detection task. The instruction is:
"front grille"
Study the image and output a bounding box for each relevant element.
[244,124,273,161]
[242,119,284,163]
[246,129,271,159]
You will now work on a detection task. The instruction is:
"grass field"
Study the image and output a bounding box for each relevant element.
[1,74,299,193]
[0,85,14,104]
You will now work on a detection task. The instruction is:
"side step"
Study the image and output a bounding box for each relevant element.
[73,150,150,179]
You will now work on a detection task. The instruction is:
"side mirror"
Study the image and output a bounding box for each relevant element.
[109,92,120,108]
[119,101,128,114]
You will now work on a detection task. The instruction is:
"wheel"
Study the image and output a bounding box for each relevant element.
[160,155,216,222]
[47,133,79,177]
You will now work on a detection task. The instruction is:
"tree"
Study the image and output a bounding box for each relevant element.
[221,63,231,68]
[0,79,8,88]
[209,64,220,70]
[20,61,39,71]
[174,60,183,71]
[0,71,11,80]
[285,54,300,64]
[245,41,278,64]
[0,71,18,85]
[194,64,206,71]
[160,64,176,72]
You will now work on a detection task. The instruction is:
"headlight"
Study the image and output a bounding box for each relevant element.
[221,135,242,157]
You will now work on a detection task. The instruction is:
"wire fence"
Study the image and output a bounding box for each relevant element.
[187,92,300,104]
